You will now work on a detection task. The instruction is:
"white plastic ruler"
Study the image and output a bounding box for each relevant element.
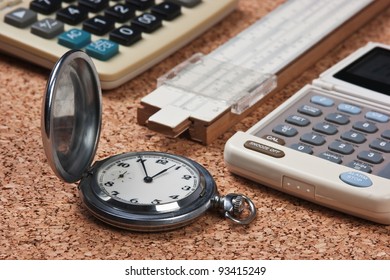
[138,0,387,144]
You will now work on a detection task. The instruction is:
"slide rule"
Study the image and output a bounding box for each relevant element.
[138,0,389,144]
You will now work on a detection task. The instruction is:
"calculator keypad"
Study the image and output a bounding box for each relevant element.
[255,90,390,180]
[4,0,189,61]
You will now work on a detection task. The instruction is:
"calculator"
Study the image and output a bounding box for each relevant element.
[224,42,390,224]
[0,0,237,89]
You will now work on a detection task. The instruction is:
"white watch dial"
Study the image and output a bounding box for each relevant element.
[97,153,200,206]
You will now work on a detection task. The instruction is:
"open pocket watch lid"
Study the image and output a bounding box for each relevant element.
[41,50,102,183]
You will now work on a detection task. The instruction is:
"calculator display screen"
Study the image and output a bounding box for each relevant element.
[334,47,390,95]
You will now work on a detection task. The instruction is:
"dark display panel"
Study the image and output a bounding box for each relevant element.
[334,47,390,95]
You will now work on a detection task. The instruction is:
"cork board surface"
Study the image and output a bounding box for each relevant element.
[1,1,390,260]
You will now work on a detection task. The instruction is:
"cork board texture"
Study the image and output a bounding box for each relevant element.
[1,1,390,260]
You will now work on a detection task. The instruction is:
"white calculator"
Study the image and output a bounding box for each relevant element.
[224,42,390,224]
[0,0,237,89]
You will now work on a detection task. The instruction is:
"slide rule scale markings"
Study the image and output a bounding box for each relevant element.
[210,0,372,74]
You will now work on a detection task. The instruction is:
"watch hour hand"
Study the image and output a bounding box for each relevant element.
[138,156,151,176]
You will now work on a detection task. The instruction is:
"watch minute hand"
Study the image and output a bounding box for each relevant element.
[151,164,176,179]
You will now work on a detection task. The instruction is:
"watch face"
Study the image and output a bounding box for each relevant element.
[96,152,204,210]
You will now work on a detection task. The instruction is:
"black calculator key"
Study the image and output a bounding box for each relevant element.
[300,133,326,146]
[110,26,142,46]
[79,0,109,13]
[151,2,181,20]
[382,130,390,140]
[298,104,322,117]
[131,13,162,33]
[347,161,372,173]
[340,130,366,144]
[285,115,310,127]
[319,152,342,164]
[328,141,354,155]
[290,143,313,154]
[57,5,88,25]
[5,8,37,28]
[352,121,378,133]
[325,113,349,125]
[369,139,390,153]
[105,4,136,23]
[30,0,62,15]
[313,122,338,135]
[357,151,384,164]
[127,0,155,10]
[169,0,201,7]
[272,124,298,137]
[83,16,115,36]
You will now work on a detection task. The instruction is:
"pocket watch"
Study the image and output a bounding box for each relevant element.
[41,50,256,232]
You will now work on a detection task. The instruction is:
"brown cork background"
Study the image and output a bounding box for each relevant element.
[1,1,390,260]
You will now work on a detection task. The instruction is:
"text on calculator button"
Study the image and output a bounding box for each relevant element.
[328,141,354,155]
[31,18,64,39]
[340,130,366,144]
[272,124,298,137]
[298,104,322,117]
[338,103,361,115]
[104,4,136,23]
[347,161,372,173]
[313,122,338,135]
[286,115,310,127]
[290,144,313,154]
[365,111,390,123]
[325,113,350,125]
[56,5,88,25]
[370,139,390,153]
[319,152,342,164]
[262,135,286,146]
[353,121,378,133]
[357,151,384,164]
[339,171,372,188]
[151,2,181,20]
[311,95,334,107]
[58,29,91,49]
[85,39,119,61]
[244,141,285,158]
[300,133,326,146]
[4,8,37,28]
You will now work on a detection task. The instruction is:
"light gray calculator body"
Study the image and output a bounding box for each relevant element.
[224,42,390,224]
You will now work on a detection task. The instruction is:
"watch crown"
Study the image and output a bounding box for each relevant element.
[212,193,256,225]
[232,195,245,215]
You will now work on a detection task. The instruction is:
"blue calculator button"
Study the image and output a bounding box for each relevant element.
[58,29,91,49]
[86,39,119,61]
[311,95,334,107]
[338,103,361,115]
[339,171,372,188]
[365,111,389,123]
